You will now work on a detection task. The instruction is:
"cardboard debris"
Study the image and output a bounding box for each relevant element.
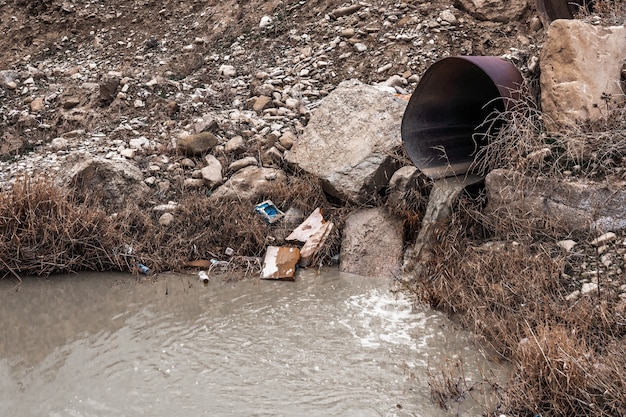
[261,246,300,280]
[254,200,284,224]
[286,207,325,243]
[299,221,334,267]
[186,259,214,268]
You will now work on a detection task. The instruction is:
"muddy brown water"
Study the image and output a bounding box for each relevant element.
[0,268,507,416]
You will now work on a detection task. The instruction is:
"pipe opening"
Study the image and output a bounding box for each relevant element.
[401,56,523,179]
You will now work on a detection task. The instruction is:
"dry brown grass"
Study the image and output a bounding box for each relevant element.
[401,78,626,415]
[0,177,126,278]
[0,171,349,280]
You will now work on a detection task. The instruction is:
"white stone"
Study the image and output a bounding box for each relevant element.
[440,10,457,25]
[218,64,236,77]
[557,240,577,252]
[354,43,367,52]
[581,282,599,295]
[159,212,175,227]
[201,154,223,188]
[259,15,273,28]
[120,148,136,159]
[129,136,150,149]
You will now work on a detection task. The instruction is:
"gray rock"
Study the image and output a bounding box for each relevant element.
[218,64,236,77]
[485,169,626,234]
[201,154,223,188]
[386,166,420,208]
[210,166,287,201]
[279,131,296,150]
[50,137,69,151]
[285,79,405,203]
[340,207,404,279]
[224,135,246,154]
[540,20,626,133]
[63,156,149,209]
[194,113,219,133]
[177,132,218,155]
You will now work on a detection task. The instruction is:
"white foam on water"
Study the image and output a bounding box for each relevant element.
[341,288,433,350]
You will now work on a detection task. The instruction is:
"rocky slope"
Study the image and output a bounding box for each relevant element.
[0,0,542,188]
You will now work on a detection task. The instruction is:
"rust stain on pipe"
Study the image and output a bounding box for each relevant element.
[401,56,523,180]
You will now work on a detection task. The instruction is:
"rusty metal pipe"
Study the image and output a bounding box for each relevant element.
[401,56,523,179]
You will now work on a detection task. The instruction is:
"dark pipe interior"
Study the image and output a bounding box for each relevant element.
[401,57,509,179]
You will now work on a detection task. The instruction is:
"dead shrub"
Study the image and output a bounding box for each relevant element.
[0,177,125,278]
[0,171,350,279]
[406,87,626,415]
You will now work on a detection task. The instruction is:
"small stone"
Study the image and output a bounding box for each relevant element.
[224,135,246,154]
[120,148,136,159]
[557,240,577,252]
[129,136,150,149]
[253,95,273,113]
[284,98,301,110]
[229,156,258,172]
[201,154,223,188]
[377,63,393,73]
[279,131,296,150]
[581,282,598,295]
[177,132,219,155]
[50,137,68,151]
[440,10,457,25]
[354,43,367,52]
[159,212,175,227]
[340,28,355,37]
[591,232,617,246]
[259,15,273,28]
[218,64,236,77]
[30,97,44,112]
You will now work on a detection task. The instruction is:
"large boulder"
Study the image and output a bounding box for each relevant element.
[340,207,404,279]
[285,79,405,203]
[453,0,528,22]
[540,20,626,133]
[485,169,626,234]
[209,166,287,201]
[63,156,149,209]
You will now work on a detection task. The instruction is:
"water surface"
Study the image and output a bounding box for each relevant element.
[0,268,506,416]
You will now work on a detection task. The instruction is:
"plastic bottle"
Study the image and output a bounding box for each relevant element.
[137,263,150,275]
[198,271,209,285]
